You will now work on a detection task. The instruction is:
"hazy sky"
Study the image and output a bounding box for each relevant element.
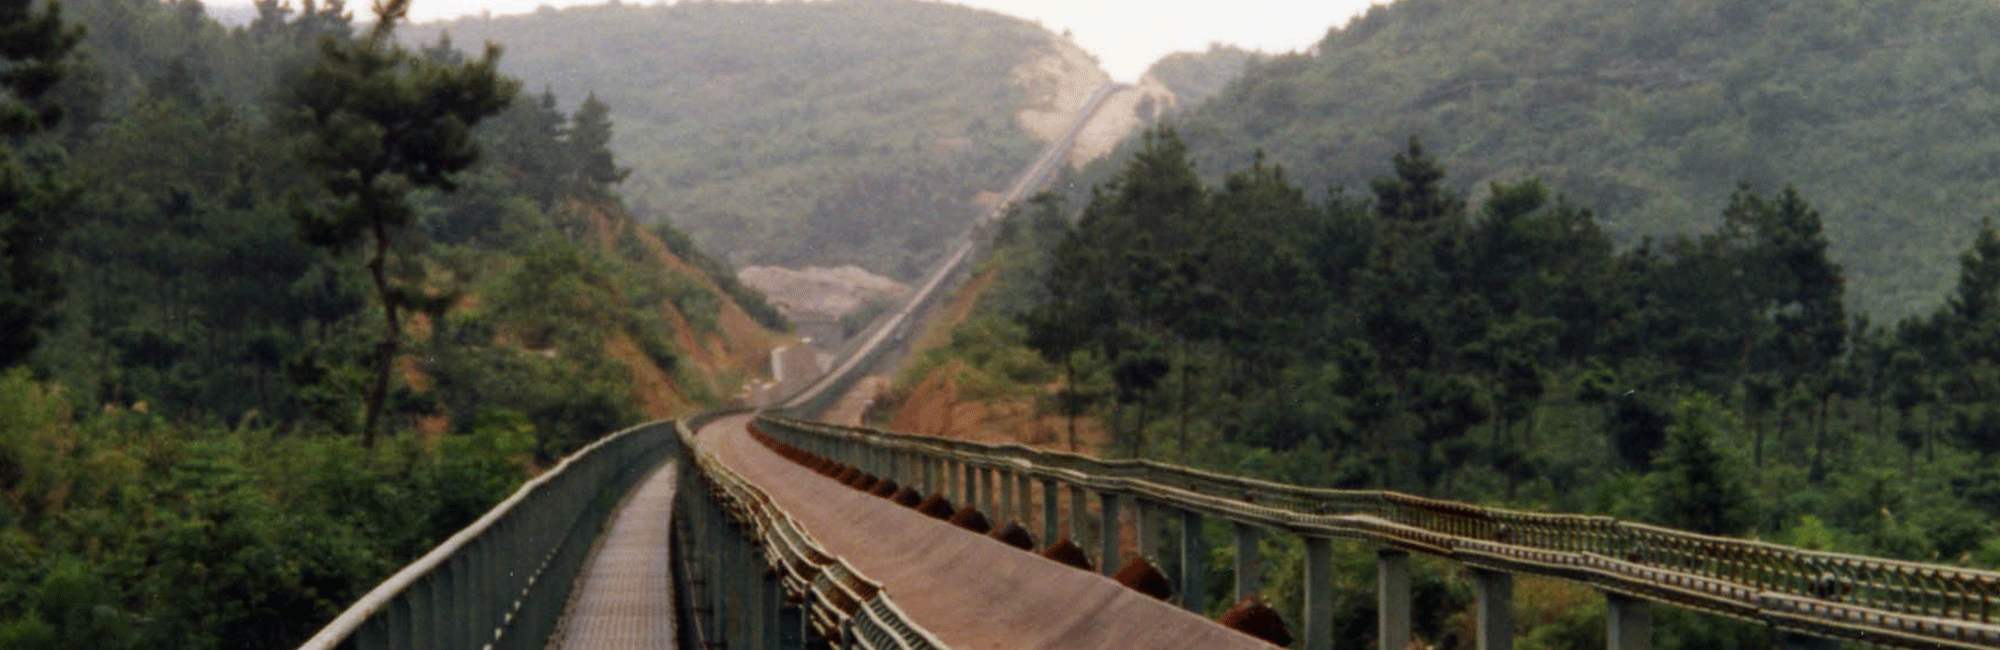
[224,0,1385,81]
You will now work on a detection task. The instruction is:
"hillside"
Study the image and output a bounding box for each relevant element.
[406,0,1072,279]
[0,1,782,647]
[1141,44,1259,106]
[1125,0,2000,317]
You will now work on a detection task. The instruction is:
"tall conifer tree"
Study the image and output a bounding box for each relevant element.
[287,0,516,445]
[0,0,81,369]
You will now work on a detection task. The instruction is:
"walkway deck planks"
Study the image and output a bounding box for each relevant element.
[549,462,679,650]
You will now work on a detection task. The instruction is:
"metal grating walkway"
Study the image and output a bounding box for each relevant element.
[548,461,679,649]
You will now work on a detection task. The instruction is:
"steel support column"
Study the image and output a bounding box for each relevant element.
[1303,536,1334,650]
[1017,472,1035,526]
[998,469,1015,521]
[963,463,978,507]
[1069,485,1089,547]
[979,466,996,515]
[1473,569,1513,650]
[1378,550,1411,650]
[1042,479,1061,546]
[1099,491,1121,575]
[1605,592,1650,650]
[1178,509,1207,613]
[1132,497,1154,562]
[1233,522,1260,602]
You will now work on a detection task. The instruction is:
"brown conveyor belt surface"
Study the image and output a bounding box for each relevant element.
[697,413,1278,650]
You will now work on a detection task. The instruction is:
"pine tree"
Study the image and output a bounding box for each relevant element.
[1948,218,2000,359]
[0,0,82,369]
[566,92,629,196]
[287,0,516,445]
[1651,394,1754,535]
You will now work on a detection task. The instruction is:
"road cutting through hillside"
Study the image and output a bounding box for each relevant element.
[693,412,1278,650]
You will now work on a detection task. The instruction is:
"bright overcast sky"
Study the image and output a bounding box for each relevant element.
[226,0,1386,81]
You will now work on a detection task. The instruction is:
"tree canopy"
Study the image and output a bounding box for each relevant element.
[403,0,1059,278]
[1113,0,2000,318]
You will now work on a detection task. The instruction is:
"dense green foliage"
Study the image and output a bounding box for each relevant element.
[1113,0,2000,318]
[288,0,517,443]
[0,0,760,647]
[0,0,82,368]
[0,369,535,650]
[405,0,1056,278]
[924,128,2000,647]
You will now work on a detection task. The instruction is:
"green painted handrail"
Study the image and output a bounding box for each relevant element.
[676,414,947,649]
[296,419,683,650]
[759,414,2000,650]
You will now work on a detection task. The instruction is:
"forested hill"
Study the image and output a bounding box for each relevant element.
[1146,0,2000,317]
[405,0,1065,279]
[0,0,782,647]
[1142,44,1260,106]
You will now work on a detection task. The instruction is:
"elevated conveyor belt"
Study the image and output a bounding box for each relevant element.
[694,413,1277,650]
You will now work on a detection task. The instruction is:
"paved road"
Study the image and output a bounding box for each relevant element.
[549,462,679,650]
[696,413,1278,650]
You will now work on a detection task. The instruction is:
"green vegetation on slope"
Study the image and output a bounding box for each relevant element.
[1120,0,2000,317]
[924,130,2000,647]
[0,0,773,647]
[406,0,1058,278]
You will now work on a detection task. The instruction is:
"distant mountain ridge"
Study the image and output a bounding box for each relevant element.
[405,0,1076,279]
[1139,0,2000,317]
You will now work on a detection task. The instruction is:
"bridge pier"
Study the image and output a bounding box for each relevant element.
[1132,497,1155,562]
[1233,522,1260,602]
[1178,509,1207,613]
[1069,485,1089,548]
[1378,550,1412,650]
[1303,536,1335,650]
[1473,568,1513,650]
[1016,472,1034,526]
[963,463,978,508]
[980,466,997,515]
[998,469,1015,519]
[1042,479,1060,545]
[1604,592,1650,650]
[1100,491,1122,575]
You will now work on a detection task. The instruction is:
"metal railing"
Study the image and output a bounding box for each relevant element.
[297,419,684,650]
[758,414,2000,650]
[675,412,947,649]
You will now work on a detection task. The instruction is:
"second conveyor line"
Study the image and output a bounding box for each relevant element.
[693,412,1276,650]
